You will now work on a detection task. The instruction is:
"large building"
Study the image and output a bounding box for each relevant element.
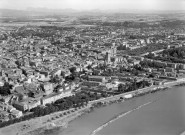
[41,91,73,105]
[82,81,101,87]
[88,76,106,83]
[104,43,117,64]
[111,43,117,57]
[105,52,111,63]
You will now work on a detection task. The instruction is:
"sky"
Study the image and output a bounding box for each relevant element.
[0,0,185,11]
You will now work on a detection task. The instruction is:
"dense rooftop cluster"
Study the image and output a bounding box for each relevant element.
[0,19,185,126]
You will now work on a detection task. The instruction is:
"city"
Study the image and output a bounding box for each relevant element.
[0,0,185,135]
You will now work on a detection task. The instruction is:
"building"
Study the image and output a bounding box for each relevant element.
[165,67,175,73]
[178,64,185,70]
[131,60,140,65]
[37,74,50,82]
[0,103,8,111]
[0,78,4,87]
[88,76,106,83]
[0,95,12,103]
[159,76,177,81]
[111,43,117,57]
[13,98,41,111]
[154,60,167,67]
[82,81,101,87]
[41,91,73,105]
[42,83,54,95]
[178,70,185,74]
[105,52,111,64]
[167,63,177,69]
[158,68,165,72]
[11,110,23,118]
[13,101,28,111]
[0,110,9,122]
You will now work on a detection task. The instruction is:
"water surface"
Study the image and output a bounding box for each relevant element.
[48,87,185,135]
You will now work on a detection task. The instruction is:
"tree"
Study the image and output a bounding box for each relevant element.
[87,65,92,70]
[119,97,124,100]
[134,64,142,71]
[140,61,148,68]
[69,67,76,73]
[0,82,12,96]
[118,84,126,93]
[51,75,60,83]
[132,69,139,76]
[173,52,178,58]
[133,79,137,90]
[147,52,155,59]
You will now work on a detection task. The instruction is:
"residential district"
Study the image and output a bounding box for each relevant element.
[0,21,185,127]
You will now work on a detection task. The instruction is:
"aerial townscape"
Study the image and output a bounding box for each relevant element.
[0,5,185,135]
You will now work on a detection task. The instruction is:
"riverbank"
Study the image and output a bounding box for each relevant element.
[0,105,92,135]
[95,87,185,135]
[0,78,184,135]
[24,86,168,135]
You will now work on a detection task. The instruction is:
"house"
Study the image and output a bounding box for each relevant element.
[13,97,41,111]
[165,72,177,77]
[41,94,57,105]
[11,110,23,118]
[178,64,185,70]
[42,83,54,95]
[7,105,16,113]
[131,60,140,65]
[30,90,44,98]
[13,85,25,94]
[144,68,152,72]
[0,102,8,111]
[61,83,71,91]
[24,82,38,92]
[37,74,50,82]
[158,68,165,72]
[13,101,28,111]
[152,69,158,72]
[0,78,4,86]
[27,98,41,110]
[0,110,9,122]
[167,63,177,69]
[165,67,175,73]
[178,70,185,74]
[50,68,62,77]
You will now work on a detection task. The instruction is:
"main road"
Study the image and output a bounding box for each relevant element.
[89,78,185,105]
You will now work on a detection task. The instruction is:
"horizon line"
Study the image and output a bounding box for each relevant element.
[0,7,185,12]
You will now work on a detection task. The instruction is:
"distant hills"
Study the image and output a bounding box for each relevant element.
[0,8,107,18]
[0,8,185,19]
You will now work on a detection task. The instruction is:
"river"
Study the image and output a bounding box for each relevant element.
[45,87,185,135]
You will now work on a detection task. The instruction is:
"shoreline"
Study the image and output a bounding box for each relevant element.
[23,86,169,135]
[90,101,155,135]
[0,78,185,135]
